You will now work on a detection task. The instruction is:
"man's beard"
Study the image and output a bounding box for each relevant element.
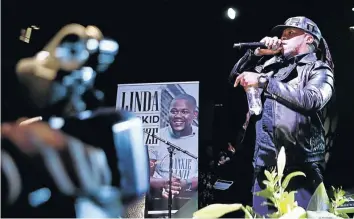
[282,47,297,58]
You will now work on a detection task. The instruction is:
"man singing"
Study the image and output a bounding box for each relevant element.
[149,94,198,199]
[229,16,335,215]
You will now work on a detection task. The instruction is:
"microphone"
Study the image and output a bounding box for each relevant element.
[233,42,267,50]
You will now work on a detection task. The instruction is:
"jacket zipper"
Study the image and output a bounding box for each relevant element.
[273,96,278,161]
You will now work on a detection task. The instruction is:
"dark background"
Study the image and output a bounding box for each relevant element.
[2,0,354,216]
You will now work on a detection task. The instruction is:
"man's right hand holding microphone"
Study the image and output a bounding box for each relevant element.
[254,36,283,56]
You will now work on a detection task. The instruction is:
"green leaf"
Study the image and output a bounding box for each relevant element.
[332,187,346,202]
[269,197,277,206]
[264,170,274,183]
[262,180,271,187]
[241,205,254,219]
[274,175,282,184]
[245,205,254,213]
[306,182,330,211]
[246,205,258,218]
[337,198,348,207]
[278,191,297,214]
[281,171,306,190]
[268,211,282,218]
[193,203,243,218]
[338,212,350,218]
[255,189,273,199]
[338,189,346,197]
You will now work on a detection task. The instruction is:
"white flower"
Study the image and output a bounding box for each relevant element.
[277,146,286,177]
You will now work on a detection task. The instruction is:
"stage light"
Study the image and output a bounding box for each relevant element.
[86,39,99,52]
[99,39,119,53]
[29,188,51,207]
[227,8,237,20]
[82,67,94,82]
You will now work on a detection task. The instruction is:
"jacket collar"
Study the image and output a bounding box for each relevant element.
[289,52,317,64]
[263,52,317,69]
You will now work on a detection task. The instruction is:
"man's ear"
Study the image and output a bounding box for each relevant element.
[193,110,198,119]
[306,34,315,44]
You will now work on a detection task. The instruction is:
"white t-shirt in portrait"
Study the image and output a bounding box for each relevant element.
[150,125,198,180]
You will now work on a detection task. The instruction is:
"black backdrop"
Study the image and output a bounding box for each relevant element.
[2,0,354,216]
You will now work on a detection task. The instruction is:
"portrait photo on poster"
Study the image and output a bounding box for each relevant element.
[116,81,199,218]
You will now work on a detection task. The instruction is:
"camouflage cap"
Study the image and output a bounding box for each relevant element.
[271,16,322,41]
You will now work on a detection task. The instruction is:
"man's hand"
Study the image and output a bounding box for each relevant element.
[255,36,283,56]
[218,155,230,166]
[218,142,235,166]
[162,188,178,199]
[164,177,182,191]
[162,177,183,199]
[162,176,191,199]
[1,121,67,154]
[228,142,236,154]
[234,71,260,88]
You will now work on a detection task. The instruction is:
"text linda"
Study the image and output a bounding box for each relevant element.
[120,91,159,112]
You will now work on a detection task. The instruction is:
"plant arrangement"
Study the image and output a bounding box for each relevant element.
[193,147,352,219]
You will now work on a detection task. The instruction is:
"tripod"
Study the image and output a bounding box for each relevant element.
[144,130,197,218]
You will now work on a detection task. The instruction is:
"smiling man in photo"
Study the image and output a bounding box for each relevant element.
[149,94,199,200]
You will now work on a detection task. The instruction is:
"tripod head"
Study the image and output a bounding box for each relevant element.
[16,23,119,117]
